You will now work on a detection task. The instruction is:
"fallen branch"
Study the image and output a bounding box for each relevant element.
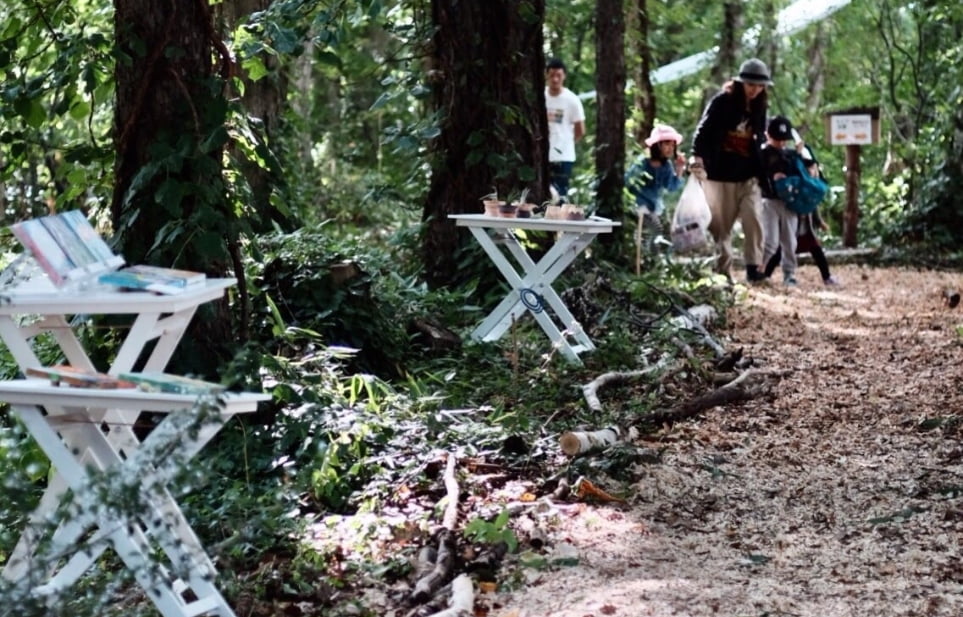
[641,369,763,426]
[422,574,474,617]
[409,453,460,605]
[670,304,726,357]
[581,364,666,413]
[440,453,459,531]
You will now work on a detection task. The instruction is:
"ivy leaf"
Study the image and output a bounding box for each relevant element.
[155,178,187,214]
[242,56,269,82]
[272,27,300,54]
[317,50,342,69]
[201,126,230,153]
[69,100,91,121]
[14,96,46,128]
[195,230,225,258]
[370,91,391,110]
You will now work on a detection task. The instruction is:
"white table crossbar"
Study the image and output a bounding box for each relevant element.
[0,277,255,617]
[1,381,268,617]
[450,214,618,363]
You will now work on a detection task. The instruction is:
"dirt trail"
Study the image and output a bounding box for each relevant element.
[488,264,963,617]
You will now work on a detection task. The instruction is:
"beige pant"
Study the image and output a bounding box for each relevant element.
[704,178,763,275]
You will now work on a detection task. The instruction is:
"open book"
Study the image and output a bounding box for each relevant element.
[8,211,208,295]
[9,211,125,287]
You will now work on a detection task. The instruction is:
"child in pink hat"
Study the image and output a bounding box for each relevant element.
[625,124,687,265]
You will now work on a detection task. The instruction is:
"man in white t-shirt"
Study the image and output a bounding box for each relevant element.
[545,58,586,200]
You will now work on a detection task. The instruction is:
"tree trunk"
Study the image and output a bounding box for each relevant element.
[804,21,828,115]
[843,145,861,248]
[112,0,239,374]
[220,0,290,232]
[630,0,656,145]
[423,0,547,288]
[755,0,779,77]
[593,0,626,252]
[704,2,743,104]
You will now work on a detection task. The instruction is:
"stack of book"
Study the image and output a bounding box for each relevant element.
[27,365,226,395]
[97,265,206,295]
[27,366,137,389]
[10,211,125,287]
[118,371,226,395]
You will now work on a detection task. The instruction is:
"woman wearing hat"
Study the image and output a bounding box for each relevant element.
[690,58,772,283]
[625,125,687,267]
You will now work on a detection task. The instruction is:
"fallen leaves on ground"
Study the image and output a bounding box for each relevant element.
[489,264,963,617]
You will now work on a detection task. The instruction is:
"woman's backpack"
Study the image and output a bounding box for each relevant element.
[773,151,829,215]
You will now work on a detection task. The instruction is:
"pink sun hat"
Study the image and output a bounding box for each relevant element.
[644,124,684,147]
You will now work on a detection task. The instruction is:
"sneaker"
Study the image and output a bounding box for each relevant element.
[783,277,798,287]
[823,276,840,286]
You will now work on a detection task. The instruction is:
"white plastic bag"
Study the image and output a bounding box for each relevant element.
[670,176,711,252]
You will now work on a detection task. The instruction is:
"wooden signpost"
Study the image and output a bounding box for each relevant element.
[824,107,880,247]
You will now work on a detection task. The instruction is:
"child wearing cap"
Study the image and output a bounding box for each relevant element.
[759,115,807,286]
[625,125,687,265]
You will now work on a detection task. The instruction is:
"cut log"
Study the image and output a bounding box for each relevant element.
[410,317,463,353]
[559,426,621,456]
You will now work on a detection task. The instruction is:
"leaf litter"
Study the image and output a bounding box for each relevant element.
[484,264,963,617]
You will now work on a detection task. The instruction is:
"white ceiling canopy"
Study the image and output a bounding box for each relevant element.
[650,0,853,84]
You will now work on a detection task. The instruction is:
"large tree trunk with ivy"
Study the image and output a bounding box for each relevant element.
[593,0,626,253]
[112,0,241,374]
[220,0,289,233]
[422,0,547,288]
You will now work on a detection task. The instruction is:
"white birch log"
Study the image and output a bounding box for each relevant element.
[559,426,621,456]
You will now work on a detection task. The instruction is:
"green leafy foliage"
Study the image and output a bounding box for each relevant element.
[464,509,518,553]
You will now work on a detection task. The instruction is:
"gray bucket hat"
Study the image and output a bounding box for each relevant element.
[735,58,773,86]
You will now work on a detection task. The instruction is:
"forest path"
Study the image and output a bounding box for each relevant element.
[489,263,963,617]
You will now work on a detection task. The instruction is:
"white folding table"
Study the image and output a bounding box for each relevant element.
[0,277,249,616]
[0,277,236,375]
[0,380,268,617]
[449,214,619,363]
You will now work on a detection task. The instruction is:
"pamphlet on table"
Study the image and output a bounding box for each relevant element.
[97,265,206,295]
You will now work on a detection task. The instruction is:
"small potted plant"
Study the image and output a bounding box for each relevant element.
[480,190,505,217]
[544,199,563,220]
[512,188,536,218]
